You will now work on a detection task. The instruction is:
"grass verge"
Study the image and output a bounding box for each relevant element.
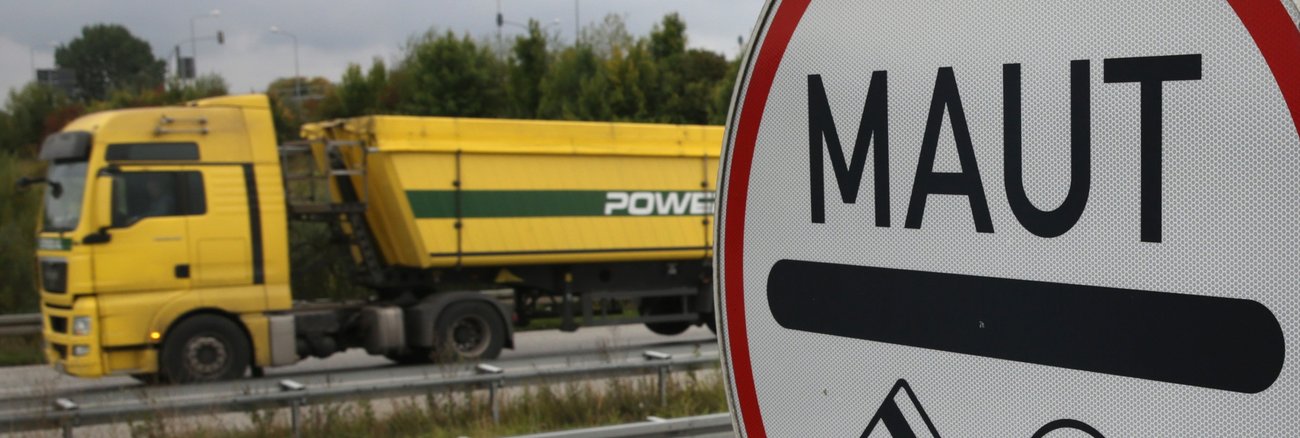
[160,369,727,438]
[0,334,44,366]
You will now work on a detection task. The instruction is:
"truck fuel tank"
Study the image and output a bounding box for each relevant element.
[360,306,405,355]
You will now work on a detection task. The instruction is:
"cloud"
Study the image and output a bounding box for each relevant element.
[0,36,48,98]
[202,31,399,93]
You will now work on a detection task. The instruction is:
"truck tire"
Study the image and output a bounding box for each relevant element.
[434,301,506,362]
[640,297,691,336]
[160,315,250,383]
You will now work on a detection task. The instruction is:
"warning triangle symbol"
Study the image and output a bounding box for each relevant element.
[860,379,942,438]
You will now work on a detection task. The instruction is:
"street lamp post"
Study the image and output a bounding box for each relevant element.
[189,9,221,79]
[496,1,561,58]
[269,26,301,100]
[500,17,560,32]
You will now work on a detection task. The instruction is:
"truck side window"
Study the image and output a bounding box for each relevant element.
[112,172,206,227]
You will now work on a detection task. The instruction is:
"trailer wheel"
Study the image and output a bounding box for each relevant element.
[640,297,691,336]
[435,302,505,362]
[160,315,250,383]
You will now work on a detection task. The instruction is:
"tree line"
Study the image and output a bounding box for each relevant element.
[0,14,735,155]
[0,13,740,312]
[273,13,736,139]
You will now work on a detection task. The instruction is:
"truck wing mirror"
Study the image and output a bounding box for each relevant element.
[83,231,110,244]
[15,176,60,197]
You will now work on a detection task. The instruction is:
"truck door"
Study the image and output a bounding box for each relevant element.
[185,165,263,311]
[92,168,206,293]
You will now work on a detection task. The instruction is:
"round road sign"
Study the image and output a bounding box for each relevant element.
[716,0,1300,436]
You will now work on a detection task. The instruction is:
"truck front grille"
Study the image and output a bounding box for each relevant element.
[51,343,67,360]
[49,316,67,334]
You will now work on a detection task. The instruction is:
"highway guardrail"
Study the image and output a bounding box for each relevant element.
[0,313,40,336]
[507,413,733,438]
[1,354,720,435]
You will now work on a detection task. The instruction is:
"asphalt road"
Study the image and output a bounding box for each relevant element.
[0,324,718,417]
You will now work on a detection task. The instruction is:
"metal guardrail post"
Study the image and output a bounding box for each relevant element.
[643,351,673,407]
[559,272,577,332]
[476,364,505,424]
[279,379,306,438]
[54,398,78,438]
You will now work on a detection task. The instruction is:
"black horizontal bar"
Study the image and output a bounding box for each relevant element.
[430,246,710,258]
[767,259,1284,393]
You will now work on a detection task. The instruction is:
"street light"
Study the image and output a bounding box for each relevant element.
[269,26,301,99]
[499,17,560,32]
[174,31,223,81]
[495,0,561,57]
[190,9,220,76]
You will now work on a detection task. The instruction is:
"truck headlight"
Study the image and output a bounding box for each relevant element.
[72,316,91,336]
[71,345,90,356]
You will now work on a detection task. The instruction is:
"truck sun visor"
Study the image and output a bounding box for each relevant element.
[38,131,92,161]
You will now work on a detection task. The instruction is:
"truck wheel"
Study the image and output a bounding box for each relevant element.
[435,302,505,362]
[640,297,691,336]
[160,315,250,383]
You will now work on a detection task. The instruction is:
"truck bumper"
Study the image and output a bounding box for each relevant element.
[43,300,104,378]
[43,297,158,378]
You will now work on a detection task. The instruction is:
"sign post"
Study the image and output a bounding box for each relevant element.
[716,1,1300,436]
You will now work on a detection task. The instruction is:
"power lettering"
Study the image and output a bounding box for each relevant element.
[604,191,715,216]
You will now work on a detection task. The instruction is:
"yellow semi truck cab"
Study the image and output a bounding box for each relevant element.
[32,95,292,380]
[27,94,722,383]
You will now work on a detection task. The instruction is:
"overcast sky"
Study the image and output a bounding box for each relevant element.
[0,0,766,96]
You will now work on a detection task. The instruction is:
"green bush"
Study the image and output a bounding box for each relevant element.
[0,152,42,313]
[288,220,368,302]
[0,334,44,365]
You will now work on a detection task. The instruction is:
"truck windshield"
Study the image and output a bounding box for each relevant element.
[42,161,88,232]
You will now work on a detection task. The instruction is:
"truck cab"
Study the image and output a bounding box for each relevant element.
[31,95,292,381]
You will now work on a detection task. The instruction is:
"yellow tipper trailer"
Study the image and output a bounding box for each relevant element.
[26,94,725,383]
[300,116,721,269]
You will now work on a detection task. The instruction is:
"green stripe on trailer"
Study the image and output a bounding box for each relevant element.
[406,190,716,218]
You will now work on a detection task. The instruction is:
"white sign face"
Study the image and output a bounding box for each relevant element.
[716,1,1300,436]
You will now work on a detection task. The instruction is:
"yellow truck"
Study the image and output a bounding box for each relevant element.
[21,94,721,382]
